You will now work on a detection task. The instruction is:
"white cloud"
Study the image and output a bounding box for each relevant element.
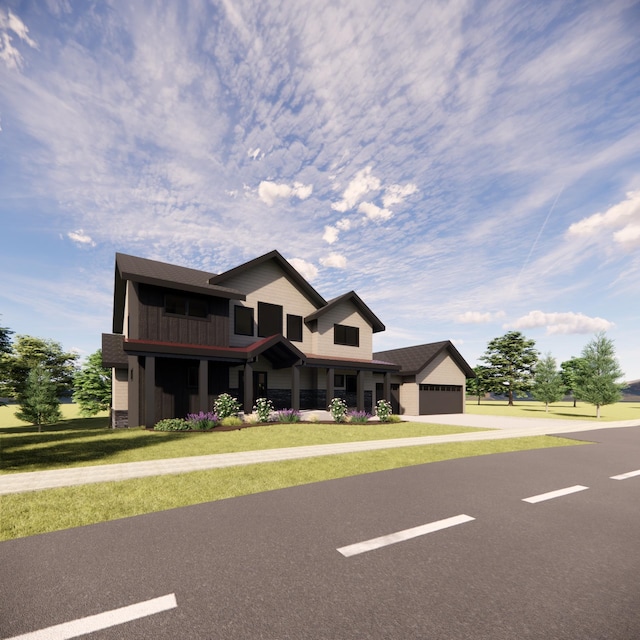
[248,148,262,160]
[359,201,392,222]
[288,258,318,281]
[613,224,640,250]
[320,253,347,269]
[67,230,96,247]
[382,183,418,208]
[0,10,37,70]
[508,310,615,335]
[336,218,352,231]
[567,190,640,238]
[323,225,339,244]
[258,180,313,206]
[456,310,505,324]
[332,166,381,212]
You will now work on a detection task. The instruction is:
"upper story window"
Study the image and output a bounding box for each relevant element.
[287,314,303,342]
[334,323,359,347]
[165,295,208,319]
[258,302,283,337]
[234,305,254,336]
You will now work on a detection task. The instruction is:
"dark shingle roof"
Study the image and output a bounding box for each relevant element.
[102,333,127,368]
[373,341,475,377]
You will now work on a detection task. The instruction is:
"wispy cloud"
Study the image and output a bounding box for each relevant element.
[508,311,615,335]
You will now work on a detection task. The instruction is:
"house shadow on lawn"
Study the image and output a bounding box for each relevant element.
[520,408,597,419]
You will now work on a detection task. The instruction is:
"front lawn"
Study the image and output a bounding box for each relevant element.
[465,400,640,421]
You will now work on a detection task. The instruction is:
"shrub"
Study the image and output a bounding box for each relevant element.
[347,410,370,424]
[387,414,402,423]
[328,397,348,423]
[375,399,393,422]
[275,408,302,423]
[220,415,243,427]
[154,418,190,431]
[214,393,241,419]
[186,411,219,431]
[253,397,274,423]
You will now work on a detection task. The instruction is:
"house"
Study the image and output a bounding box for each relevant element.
[102,250,403,428]
[373,341,475,415]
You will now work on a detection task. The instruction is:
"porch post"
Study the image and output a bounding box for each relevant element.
[291,365,300,410]
[326,367,334,407]
[243,361,253,415]
[357,369,365,412]
[199,359,209,412]
[384,371,391,403]
[144,355,155,428]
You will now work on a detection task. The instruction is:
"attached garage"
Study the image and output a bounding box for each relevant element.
[374,341,475,415]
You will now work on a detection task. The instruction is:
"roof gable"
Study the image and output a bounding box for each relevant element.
[209,250,326,308]
[305,291,385,333]
[373,341,475,377]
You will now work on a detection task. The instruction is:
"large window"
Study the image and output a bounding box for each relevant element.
[165,295,208,318]
[287,314,303,342]
[234,305,254,336]
[258,302,283,337]
[334,323,359,347]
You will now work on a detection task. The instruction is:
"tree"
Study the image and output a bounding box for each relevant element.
[560,357,584,407]
[73,350,112,416]
[0,317,14,404]
[574,332,625,418]
[15,364,62,431]
[466,365,493,405]
[4,335,78,399]
[531,353,564,411]
[479,331,538,406]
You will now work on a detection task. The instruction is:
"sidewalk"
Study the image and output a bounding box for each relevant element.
[1,416,638,495]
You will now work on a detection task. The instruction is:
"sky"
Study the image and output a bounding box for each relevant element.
[1,0,639,382]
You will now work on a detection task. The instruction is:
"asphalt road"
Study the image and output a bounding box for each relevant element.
[1,426,639,639]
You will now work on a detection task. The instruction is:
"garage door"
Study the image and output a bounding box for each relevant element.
[419,384,462,414]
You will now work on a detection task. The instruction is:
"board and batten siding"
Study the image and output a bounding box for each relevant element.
[311,301,373,359]
[112,368,128,411]
[417,351,467,385]
[225,261,318,349]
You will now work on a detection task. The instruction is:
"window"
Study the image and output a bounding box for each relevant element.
[287,314,303,342]
[234,306,254,336]
[334,323,359,347]
[258,302,283,337]
[189,299,208,318]
[334,374,345,387]
[165,295,187,315]
[165,295,208,318]
[187,365,199,389]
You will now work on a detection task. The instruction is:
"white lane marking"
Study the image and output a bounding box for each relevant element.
[4,593,177,640]
[522,485,589,504]
[611,469,640,480]
[337,514,475,557]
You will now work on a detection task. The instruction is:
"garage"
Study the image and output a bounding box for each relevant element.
[419,384,464,414]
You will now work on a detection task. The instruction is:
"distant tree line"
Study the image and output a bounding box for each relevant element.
[0,316,110,430]
[467,330,626,418]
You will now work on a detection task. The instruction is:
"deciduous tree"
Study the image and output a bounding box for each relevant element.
[466,365,493,405]
[560,357,584,407]
[532,353,564,411]
[73,350,112,416]
[479,331,538,405]
[574,332,625,418]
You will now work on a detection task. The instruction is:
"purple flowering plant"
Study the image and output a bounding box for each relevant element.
[186,411,219,431]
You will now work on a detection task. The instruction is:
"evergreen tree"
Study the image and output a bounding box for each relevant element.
[73,350,112,416]
[532,353,564,411]
[466,365,493,405]
[0,317,14,404]
[15,364,62,432]
[479,331,538,405]
[560,357,584,407]
[574,332,625,418]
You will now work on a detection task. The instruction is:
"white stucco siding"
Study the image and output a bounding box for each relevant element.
[417,352,467,385]
[112,368,128,410]
[312,301,373,359]
[226,262,318,350]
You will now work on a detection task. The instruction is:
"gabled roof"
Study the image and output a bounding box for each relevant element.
[113,253,245,333]
[304,290,386,333]
[373,340,476,377]
[208,250,327,308]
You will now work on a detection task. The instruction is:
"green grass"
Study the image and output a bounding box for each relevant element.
[465,400,640,421]
[0,434,581,541]
[0,404,486,474]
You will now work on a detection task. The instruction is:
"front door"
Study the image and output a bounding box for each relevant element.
[239,371,268,406]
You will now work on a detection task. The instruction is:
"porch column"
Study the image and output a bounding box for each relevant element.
[384,371,391,403]
[243,361,253,415]
[357,369,365,412]
[144,355,156,428]
[199,359,209,412]
[326,367,334,407]
[291,365,300,410]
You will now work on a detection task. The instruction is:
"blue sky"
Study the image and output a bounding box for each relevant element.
[1,0,639,382]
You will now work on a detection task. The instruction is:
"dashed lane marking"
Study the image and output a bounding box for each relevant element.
[337,514,475,557]
[522,485,589,504]
[3,593,177,640]
[610,469,640,480]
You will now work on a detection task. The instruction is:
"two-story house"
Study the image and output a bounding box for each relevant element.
[102,250,404,428]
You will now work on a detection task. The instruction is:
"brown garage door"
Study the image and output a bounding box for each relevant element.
[419,384,463,414]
